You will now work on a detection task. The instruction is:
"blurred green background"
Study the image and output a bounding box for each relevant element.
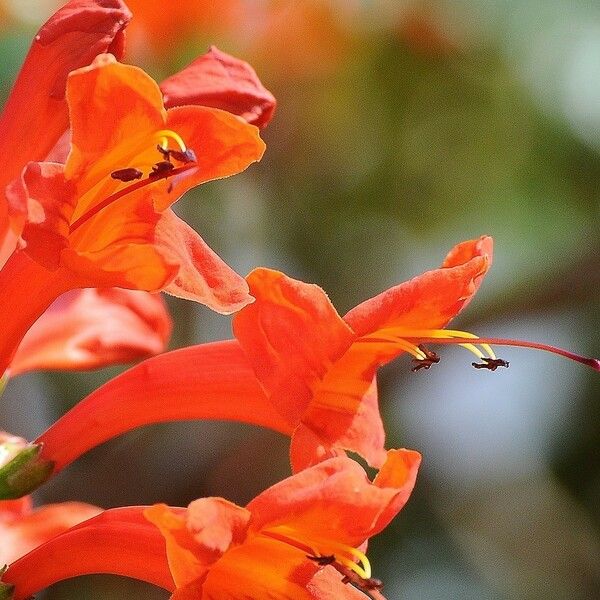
[1,1,599,598]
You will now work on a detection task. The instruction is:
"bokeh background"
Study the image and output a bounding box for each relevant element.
[1,1,599,598]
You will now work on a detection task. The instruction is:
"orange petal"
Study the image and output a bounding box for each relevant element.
[144,504,209,589]
[186,498,251,555]
[233,268,355,424]
[7,162,76,271]
[372,448,423,534]
[36,340,292,473]
[65,53,166,184]
[63,189,179,290]
[200,535,317,599]
[156,104,266,211]
[145,498,251,588]
[247,452,421,547]
[344,236,493,336]
[10,288,172,375]
[155,211,252,314]
[0,0,131,255]
[0,501,101,565]
[160,45,276,128]
[291,372,386,472]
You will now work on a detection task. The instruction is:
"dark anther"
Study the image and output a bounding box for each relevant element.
[156,144,171,160]
[110,168,143,182]
[472,357,509,371]
[306,554,336,566]
[169,148,197,163]
[156,146,197,164]
[411,345,440,372]
[149,161,175,178]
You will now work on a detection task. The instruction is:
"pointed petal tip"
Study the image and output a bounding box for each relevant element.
[160,45,276,128]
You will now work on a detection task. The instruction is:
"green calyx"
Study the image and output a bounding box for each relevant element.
[0,443,54,500]
[0,567,14,600]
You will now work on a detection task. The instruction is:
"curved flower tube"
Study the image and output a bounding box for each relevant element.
[0,53,265,374]
[35,341,292,477]
[0,507,175,599]
[0,0,131,266]
[1,450,420,600]
[9,288,172,376]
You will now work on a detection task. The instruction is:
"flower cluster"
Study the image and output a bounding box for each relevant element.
[0,2,597,599]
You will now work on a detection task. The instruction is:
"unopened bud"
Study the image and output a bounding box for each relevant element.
[0,432,54,500]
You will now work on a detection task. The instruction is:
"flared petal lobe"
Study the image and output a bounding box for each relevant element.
[155,212,251,313]
[148,453,419,598]
[233,238,492,471]
[247,450,421,547]
[160,45,276,128]
[0,0,131,262]
[199,536,317,599]
[10,288,172,375]
[344,235,493,336]
[145,499,251,589]
[233,268,355,424]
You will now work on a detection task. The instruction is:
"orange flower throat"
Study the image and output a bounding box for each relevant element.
[69,130,197,233]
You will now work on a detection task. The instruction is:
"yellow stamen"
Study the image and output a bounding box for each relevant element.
[70,127,193,230]
[398,329,497,360]
[155,129,187,152]
[357,333,427,360]
[73,128,189,221]
[364,327,497,364]
[357,326,599,371]
[262,525,372,581]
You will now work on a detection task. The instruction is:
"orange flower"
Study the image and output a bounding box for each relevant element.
[9,288,172,376]
[233,235,599,471]
[1,451,421,599]
[0,52,265,374]
[4,236,595,499]
[0,0,131,267]
[233,236,493,471]
[0,433,100,566]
